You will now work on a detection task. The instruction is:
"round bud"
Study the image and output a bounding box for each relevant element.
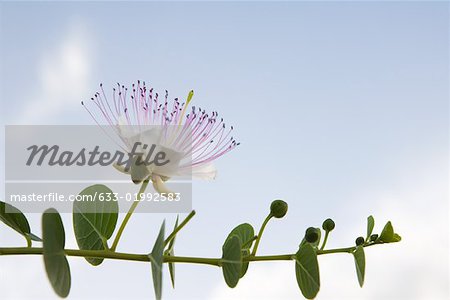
[270,200,288,218]
[370,234,378,242]
[305,227,319,243]
[322,218,335,232]
[355,236,365,246]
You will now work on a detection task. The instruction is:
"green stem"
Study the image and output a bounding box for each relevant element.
[164,255,220,266]
[320,231,330,250]
[251,214,273,256]
[164,210,196,247]
[0,247,220,265]
[246,254,294,261]
[0,247,148,261]
[0,242,382,265]
[110,178,150,251]
[317,242,378,254]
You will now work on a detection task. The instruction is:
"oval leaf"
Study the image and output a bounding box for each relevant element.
[0,201,41,243]
[353,246,366,287]
[73,184,118,266]
[366,215,375,241]
[222,235,242,288]
[149,221,165,300]
[379,221,394,243]
[42,208,71,298]
[295,243,320,299]
[226,223,255,278]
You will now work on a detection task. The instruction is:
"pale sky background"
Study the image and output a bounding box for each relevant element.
[0,1,449,300]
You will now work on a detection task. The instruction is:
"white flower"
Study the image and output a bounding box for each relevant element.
[82,81,239,191]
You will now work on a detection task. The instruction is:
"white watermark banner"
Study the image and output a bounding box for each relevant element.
[5,125,193,213]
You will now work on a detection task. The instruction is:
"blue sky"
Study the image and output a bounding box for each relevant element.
[0,1,449,299]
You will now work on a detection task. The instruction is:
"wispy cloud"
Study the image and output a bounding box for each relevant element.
[18,20,93,124]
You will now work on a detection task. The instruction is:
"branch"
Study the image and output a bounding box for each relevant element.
[0,240,386,265]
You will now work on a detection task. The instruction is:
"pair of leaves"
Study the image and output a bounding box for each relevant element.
[367,216,401,243]
[354,217,400,289]
[155,212,196,297]
[72,182,175,298]
[226,223,255,278]
[0,201,66,297]
[379,221,401,243]
[165,216,178,288]
[221,223,255,288]
[42,208,71,298]
[73,185,118,265]
[295,243,320,299]
[222,235,242,288]
[0,201,41,244]
[71,184,168,300]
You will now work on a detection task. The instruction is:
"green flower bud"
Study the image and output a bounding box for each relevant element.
[370,234,378,242]
[322,218,335,232]
[270,200,288,218]
[305,227,319,243]
[355,236,365,246]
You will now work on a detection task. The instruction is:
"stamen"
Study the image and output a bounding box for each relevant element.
[83,82,237,174]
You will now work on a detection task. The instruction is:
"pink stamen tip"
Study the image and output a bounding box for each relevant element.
[83,81,238,172]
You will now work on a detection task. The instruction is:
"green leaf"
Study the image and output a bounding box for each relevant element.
[295,243,320,299]
[353,246,366,287]
[42,208,71,298]
[221,235,242,288]
[0,201,41,243]
[226,223,255,247]
[73,184,118,266]
[149,221,165,300]
[167,216,178,288]
[379,221,394,243]
[299,237,307,247]
[392,233,402,242]
[240,249,251,277]
[226,223,255,278]
[366,216,375,241]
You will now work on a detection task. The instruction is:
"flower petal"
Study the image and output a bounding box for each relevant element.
[190,163,217,180]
